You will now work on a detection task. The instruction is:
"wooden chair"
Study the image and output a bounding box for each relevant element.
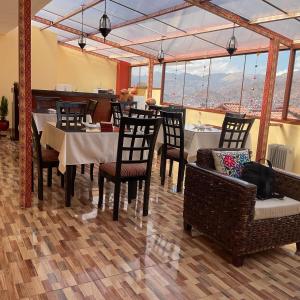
[219,115,254,149]
[160,111,187,193]
[35,96,61,113]
[161,106,186,125]
[98,117,162,221]
[86,99,98,120]
[147,105,162,117]
[56,101,87,128]
[111,102,123,127]
[32,117,63,200]
[128,108,154,119]
[225,112,246,118]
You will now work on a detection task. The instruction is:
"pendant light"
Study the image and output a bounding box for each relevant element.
[99,0,111,42]
[226,23,238,57]
[157,39,165,64]
[78,5,86,50]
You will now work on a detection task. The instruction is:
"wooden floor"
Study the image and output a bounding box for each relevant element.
[0,137,300,299]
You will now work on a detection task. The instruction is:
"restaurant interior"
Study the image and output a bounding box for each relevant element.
[0,0,300,298]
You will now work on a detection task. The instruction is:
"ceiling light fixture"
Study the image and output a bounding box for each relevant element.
[99,0,111,42]
[78,5,86,50]
[157,38,165,64]
[226,23,238,57]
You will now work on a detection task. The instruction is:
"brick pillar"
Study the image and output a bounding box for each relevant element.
[19,0,32,207]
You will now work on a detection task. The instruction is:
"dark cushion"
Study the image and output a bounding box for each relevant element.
[42,149,59,162]
[167,148,188,161]
[100,162,147,178]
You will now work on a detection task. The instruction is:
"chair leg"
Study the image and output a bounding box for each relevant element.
[160,154,167,186]
[232,255,245,267]
[31,162,34,192]
[71,166,76,196]
[169,160,173,177]
[143,178,151,216]
[296,242,300,255]
[113,181,121,221]
[38,168,43,201]
[177,162,185,193]
[47,167,52,187]
[184,221,192,232]
[90,163,94,181]
[138,180,143,190]
[128,181,137,204]
[98,174,104,208]
[81,164,85,174]
[60,173,64,188]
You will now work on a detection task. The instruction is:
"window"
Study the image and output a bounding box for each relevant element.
[183,59,210,108]
[290,50,300,120]
[130,66,148,87]
[153,64,163,89]
[163,62,186,105]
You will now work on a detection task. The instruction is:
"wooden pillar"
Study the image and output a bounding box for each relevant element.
[19,0,32,208]
[147,59,154,99]
[282,49,296,120]
[256,39,279,161]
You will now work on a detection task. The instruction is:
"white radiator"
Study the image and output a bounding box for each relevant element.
[267,144,294,171]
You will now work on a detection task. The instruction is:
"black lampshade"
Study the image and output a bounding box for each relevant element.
[99,13,111,39]
[78,35,86,50]
[157,49,165,64]
[226,35,238,56]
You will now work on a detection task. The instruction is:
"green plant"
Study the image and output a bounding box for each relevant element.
[0,96,8,120]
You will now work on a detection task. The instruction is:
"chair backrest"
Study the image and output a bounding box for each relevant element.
[31,116,42,164]
[56,101,87,128]
[128,108,154,119]
[161,105,186,125]
[86,99,98,119]
[225,112,246,119]
[219,116,254,149]
[147,105,162,117]
[111,102,123,127]
[160,111,184,154]
[115,117,162,178]
[35,96,61,113]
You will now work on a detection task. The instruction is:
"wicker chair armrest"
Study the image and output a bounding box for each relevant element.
[273,168,300,201]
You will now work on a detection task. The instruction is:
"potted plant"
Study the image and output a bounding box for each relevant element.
[0,96,9,131]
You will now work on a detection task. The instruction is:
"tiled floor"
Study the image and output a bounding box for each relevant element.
[0,137,300,299]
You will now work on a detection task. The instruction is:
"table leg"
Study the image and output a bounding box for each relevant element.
[65,165,72,207]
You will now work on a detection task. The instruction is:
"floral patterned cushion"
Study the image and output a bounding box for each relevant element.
[212,150,250,178]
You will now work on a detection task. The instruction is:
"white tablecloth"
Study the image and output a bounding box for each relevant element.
[157,124,251,162]
[33,112,92,132]
[41,122,120,173]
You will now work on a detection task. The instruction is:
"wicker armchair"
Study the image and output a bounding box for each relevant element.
[184,148,300,266]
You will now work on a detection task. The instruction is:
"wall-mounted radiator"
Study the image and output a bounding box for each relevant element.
[267,144,294,171]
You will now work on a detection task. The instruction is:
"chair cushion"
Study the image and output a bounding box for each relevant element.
[254,197,300,220]
[167,148,188,161]
[42,149,59,162]
[212,149,250,178]
[100,162,147,178]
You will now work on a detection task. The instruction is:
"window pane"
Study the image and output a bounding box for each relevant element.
[153,64,163,89]
[241,53,268,116]
[290,50,300,120]
[207,55,245,110]
[139,66,148,87]
[273,50,289,119]
[183,59,210,108]
[131,67,140,87]
[163,62,186,105]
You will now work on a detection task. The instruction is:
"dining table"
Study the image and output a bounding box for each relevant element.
[156,123,252,162]
[41,122,121,206]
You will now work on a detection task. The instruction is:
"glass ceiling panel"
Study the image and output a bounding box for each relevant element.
[267,0,300,12]
[60,19,95,34]
[35,10,59,22]
[155,6,231,31]
[263,19,300,40]
[47,27,78,40]
[42,0,83,16]
[212,0,280,20]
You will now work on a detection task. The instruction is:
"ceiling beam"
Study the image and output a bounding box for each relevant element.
[185,0,293,47]
[58,41,120,62]
[250,11,300,24]
[33,16,156,60]
[41,0,104,31]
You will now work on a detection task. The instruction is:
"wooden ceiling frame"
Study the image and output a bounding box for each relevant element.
[41,0,104,31]
[250,10,300,24]
[185,0,293,47]
[33,16,156,60]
